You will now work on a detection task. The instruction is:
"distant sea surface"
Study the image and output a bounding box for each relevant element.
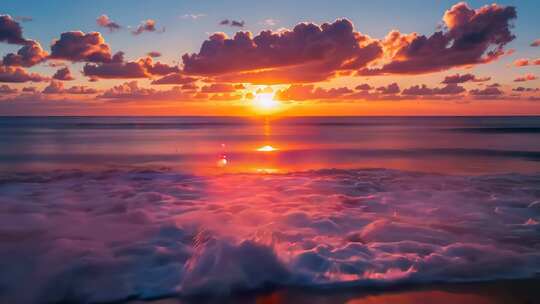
[1,116,540,174]
[1,116,539,303]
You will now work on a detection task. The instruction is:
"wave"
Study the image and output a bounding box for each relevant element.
[0,167,539,303]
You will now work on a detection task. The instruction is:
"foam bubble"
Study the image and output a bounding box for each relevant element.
[0,168,539,303]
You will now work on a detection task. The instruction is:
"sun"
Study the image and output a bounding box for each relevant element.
[253,93,280,112]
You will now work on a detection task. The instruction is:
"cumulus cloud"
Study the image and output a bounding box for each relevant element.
[132,19,162,35]
[52,67,75,81]
[469,86,504,96]
[151,73,198,85]
[41,80,98,95]
[442,73,491,84]
[200,83,241,93]
[83,52,179,79]
[0,14,30,45]
[355,83,374,91]
[402,84,466,96]
[376,83,400,94]
[219,19,245,27]
[0,64,48,82]
[513,58,540,67]
[147,51,161,58]
[275,84,353,101]
[182,19,382,84]
[98,80,190,101]
[514,74,537,82]
[2,40,48,67]
[512,86,539,92]
[96,15,121,32]
[50,31,112,63]
[0,84,17,94]
[42,80,64,94]
[359,3,517,75]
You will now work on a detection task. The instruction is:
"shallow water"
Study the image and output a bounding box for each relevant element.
[0,117,539,303]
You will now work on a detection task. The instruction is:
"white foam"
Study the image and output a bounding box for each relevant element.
[0,168,539,303]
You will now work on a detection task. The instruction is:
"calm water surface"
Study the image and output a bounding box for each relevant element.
[1,116,540,174]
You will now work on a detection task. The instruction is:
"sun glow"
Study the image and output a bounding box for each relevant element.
[253,93,280,113]
[256,145,278,152]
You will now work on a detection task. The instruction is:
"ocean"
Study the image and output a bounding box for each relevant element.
[0,116,539,303]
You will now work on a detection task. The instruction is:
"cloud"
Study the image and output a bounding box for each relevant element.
[219,19,245,27]
[151,73,198,85]
[359,3,516,75]
[52,67,75,81]
[83,53,179,79]
[513,58,540,67]
[442,73,490,84]
[200,83,240,93]
[181,14,206,20]
[376,83,400,94]
[96,15,121,32]
[98,80,192,101]
[14,16,32,23]
[42,80,99,95]
[132,19,163,35]
[2,40,48,67]
[261,19,278,26]
[0,15,30,45]
[0,64,48,82]
[0,84,17,94]
[182,19,382,84]
[64,85,98,94]
[42,80,64,94]
[514,74,537,82]
[402,84,465,96]
[512,86,539,92]
[469,87,504,96]
[531,39,540,47]
[50,31,112,63]
[275,84,353,101]
[147,51,161,58]
[355,83,373,91]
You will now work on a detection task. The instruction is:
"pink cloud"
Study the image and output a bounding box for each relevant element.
[359,3,516,75]
[182,19,383,83]
[0,64,48,83]
[83,53,179,79]
[2,41,48,67]
[96,15,121,32]
[402,84,465,96]
[52,67,75,81]
[132,19,162,35]
[514,74,537,82]
[442,73,491,84]
[151,73,198,85]
[0,84,17,94]
[50,31,113,63]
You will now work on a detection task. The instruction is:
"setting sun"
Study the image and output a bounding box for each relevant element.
[253,93,280,112]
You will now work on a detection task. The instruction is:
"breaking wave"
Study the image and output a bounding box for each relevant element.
[0,168,539,303]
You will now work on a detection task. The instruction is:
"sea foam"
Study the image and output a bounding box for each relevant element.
[0,168,539,303]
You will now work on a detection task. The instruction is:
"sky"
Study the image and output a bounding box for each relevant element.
[0,0,539,116]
